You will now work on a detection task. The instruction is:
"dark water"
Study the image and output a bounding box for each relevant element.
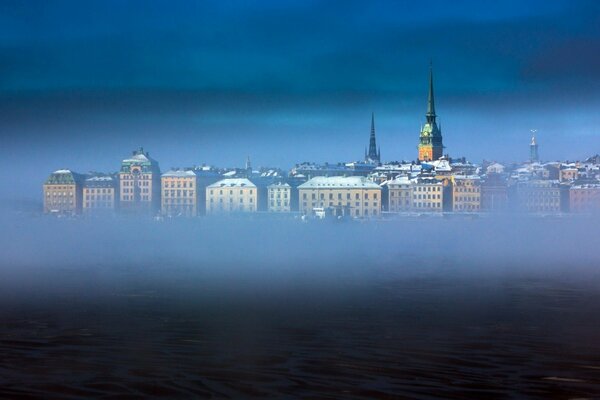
[1,263,599,399]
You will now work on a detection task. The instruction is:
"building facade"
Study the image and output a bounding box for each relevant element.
[206,178,257,214]
[569,184,600,213]
[411,177,444,212]
[515,180,562,213]
[83,175,117,213]
[43,169,85,214]
[119,148,161,213]
[452,175,481,212]
[298,176,381,218]
[387,176,412,212]
[418,65,444,162]
[481,174,508,212]
[268,182,291,212]
[161,170,199,217]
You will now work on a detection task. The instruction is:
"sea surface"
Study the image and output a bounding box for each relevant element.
[0,215,599,398]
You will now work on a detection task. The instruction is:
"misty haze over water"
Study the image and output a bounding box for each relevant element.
[1,212,600,398]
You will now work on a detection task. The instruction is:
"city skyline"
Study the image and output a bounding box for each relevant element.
[1,0,599,201]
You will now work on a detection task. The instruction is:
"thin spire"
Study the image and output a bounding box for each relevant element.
[367,112,378,162]
[426,62,436,123]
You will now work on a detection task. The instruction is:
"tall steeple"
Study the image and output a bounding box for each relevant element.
[366,112,380,163]
[418,62,444,162]
[426,62,436,124]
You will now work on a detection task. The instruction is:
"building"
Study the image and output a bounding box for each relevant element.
[515,180,563,213]
[298,176,381,218]
[569,184,600,213]
[411,177,444,212]
[161,170,199,217]
[418,65,444,161]
[83,175,117,213]
[452,175,481,212]
[364,113,381,164]
[481,174,508,212]
[387,176,412,212]
[43,169,85,214]
[119,147,161,213]
[206,178,257,214]
[559,167,579,182]
[268,182,291,212]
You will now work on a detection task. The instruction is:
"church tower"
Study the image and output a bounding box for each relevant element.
[418,64,444,162]
[365,112,380,164]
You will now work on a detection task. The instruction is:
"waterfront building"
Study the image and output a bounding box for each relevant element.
[452,175,481,212]
[268,182,291,212]
[515,180,564,213]
[298,176,381,218]
[569,184,600,213]
[411,177,444,212]
[206,178,257,214]
[161,170,199,217]
[119,148,161,213]
[83,175,117,213]
[364,113,381,164]
[481,174,508,212]
[387,176,412,212]
[43,169,85,214]
[418,65,444,162]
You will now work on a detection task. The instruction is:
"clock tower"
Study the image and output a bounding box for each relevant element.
[418,64,444,162]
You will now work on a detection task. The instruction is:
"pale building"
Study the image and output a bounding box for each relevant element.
[119,147,161,213]
[83,175,117,213]
[298,176,381,218]
[206,178,257,214]
[452,175,481,212]
[387,176,412,212]
[43,169,85,214]
[411,177,444,212]
[268,182,291,212]
[161,170,199,217]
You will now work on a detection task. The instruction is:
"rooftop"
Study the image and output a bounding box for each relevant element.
[298,176,380,189]
[208,178,256,188]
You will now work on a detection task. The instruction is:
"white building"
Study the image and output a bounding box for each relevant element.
[206,178,257,214]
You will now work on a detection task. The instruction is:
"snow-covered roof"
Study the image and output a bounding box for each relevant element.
[54,169,72,174]
[268,182,290,188]
[162,170,197,178]
[86,175,114,182]
[298,176,380,189]
[208,178,256,188]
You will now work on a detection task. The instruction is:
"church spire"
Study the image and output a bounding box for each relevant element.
[366,112,379,163]
[426,62,436,124]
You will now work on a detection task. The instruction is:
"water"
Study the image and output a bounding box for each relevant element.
[0,215,599,398]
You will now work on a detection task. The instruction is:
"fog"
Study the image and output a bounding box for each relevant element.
[2,211,599,297]
[2,211,600,397]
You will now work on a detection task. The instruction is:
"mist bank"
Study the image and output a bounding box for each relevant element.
[1,211,599,280]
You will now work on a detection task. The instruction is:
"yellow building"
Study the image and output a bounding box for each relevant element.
[119,148,161,213]
[83,175,117,213]
[43,169,84,214]
[411,177,443,212]
[161,170,199,217]
[452,175,481,212]
[387,176,412,212]
[206,178,257,214]
[268,182,291,212]
[298,176,381,218]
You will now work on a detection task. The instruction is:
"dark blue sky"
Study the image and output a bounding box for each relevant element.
[1,0,599,199]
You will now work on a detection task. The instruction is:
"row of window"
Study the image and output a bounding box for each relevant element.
[302,201,378,208]
[122,180,151,186]
[46,192,74,197]
[163,181,194,189]
[85,195,112,201]
[414,194,441,200]
[85,188,112,194]
[122,195,150,201]
[210,189,254,195]
[164,190,195,197]
[302,192,378,201]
